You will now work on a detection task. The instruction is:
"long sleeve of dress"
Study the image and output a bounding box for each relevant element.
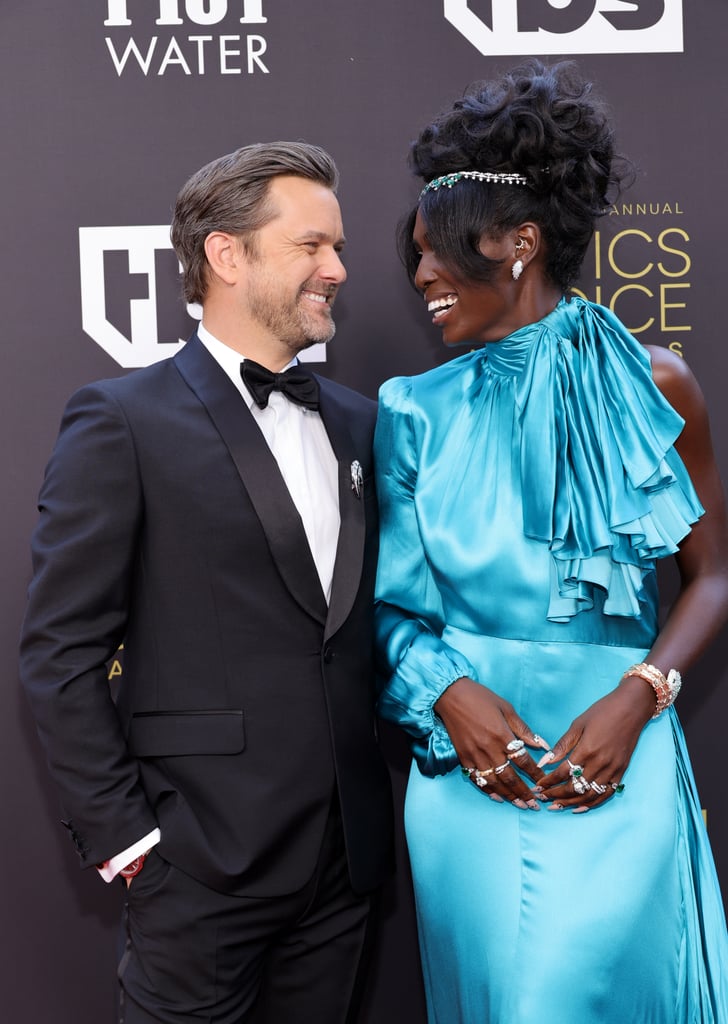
[374,376,476,775]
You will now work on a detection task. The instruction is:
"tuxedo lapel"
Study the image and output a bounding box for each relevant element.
[317,378,367,641]
[175,336,328,625]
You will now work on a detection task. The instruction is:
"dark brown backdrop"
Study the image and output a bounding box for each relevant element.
[3,3,724,1020]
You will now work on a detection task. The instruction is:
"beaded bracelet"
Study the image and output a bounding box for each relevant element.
[622,662,682,719]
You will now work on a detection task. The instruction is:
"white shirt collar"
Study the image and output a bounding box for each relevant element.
[196,322,299,409]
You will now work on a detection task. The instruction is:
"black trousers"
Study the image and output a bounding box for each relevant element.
[117,801,374,1024]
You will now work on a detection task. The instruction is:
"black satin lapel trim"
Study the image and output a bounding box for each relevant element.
[317,380,366,640]
[175,337,328,625]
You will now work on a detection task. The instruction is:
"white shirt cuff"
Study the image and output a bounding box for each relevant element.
[96,828,161,883]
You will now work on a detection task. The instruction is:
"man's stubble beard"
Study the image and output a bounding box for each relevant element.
[245,266,337,357]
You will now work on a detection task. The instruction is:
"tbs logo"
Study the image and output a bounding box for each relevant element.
[445,0,683,55]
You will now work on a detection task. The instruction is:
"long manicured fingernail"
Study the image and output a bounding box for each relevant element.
[489,793,505,803]
[547,802,564,811]
[512,799,528,810]
[526,799,541,811]
[572,805,590,814]
[532,734,551,750]
[536,750,555,769]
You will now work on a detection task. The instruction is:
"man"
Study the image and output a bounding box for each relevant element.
[20,142,393,1023]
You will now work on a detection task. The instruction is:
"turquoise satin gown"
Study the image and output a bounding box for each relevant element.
[374,298,728,1023]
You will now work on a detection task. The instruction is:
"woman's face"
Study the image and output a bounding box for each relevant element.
[412,208,523,346]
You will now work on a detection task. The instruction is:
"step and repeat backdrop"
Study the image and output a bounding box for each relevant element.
[2,3,726,1021]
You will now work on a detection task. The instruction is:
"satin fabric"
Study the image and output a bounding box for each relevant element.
[375,298,728,1022]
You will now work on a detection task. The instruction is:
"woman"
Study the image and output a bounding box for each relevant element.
[374,61,728,1022]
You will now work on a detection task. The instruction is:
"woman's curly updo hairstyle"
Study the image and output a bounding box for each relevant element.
[399,60,632,293]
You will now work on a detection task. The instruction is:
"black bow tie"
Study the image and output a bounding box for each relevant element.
[241,360,320,411]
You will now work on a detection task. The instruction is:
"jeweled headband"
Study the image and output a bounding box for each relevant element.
[419,170,530,199]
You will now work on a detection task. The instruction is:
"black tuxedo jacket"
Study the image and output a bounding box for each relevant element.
[20,336,393,897]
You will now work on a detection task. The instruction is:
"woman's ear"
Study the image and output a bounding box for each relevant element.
[512,223,540,264]
[510,223,541,281]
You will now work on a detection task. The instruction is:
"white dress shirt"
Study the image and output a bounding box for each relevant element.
[198,323,340,600]
[100,325,340,881]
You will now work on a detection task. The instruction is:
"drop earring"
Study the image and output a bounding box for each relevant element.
[512,238,526,280]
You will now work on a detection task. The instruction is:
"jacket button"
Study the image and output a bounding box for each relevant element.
[323,646,334,664]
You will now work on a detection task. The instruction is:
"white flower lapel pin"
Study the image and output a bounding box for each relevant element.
[350,459,363,499]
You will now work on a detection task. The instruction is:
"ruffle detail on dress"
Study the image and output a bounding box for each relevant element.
[512,298,704,621]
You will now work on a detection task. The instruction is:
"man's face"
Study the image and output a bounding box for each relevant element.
[241,175,347,357]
